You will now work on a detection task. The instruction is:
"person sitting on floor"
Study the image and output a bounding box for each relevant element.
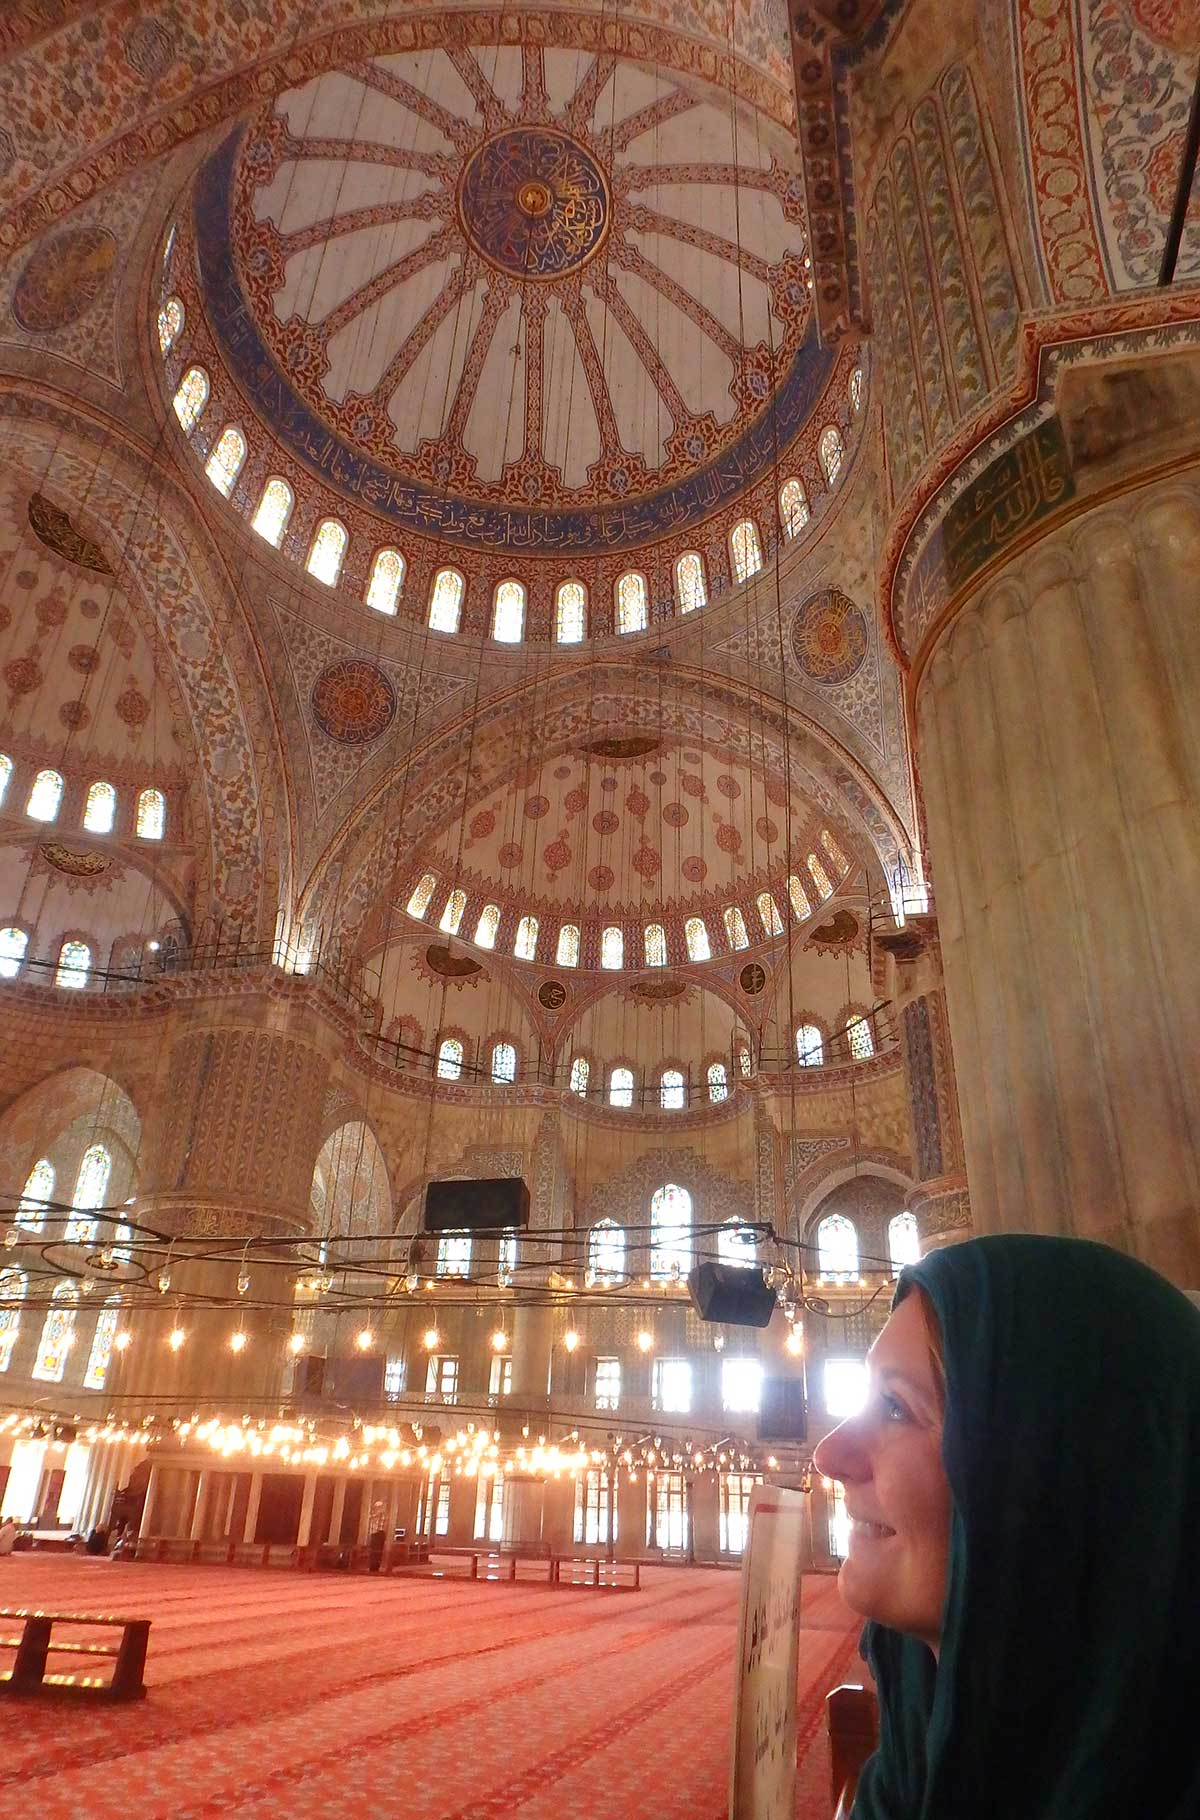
[0,1516,17,1556]
[814,1234,1200,1820]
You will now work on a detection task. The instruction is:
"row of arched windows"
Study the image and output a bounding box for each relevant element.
[1,928,101,990]
[0,758,165,839]
[430,1044,750,1107]
[795,1008,878,1067]
[814,1209,919,1279]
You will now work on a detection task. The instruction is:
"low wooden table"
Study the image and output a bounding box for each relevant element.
[548,1557,641,1591]
[0,1607,150,1701]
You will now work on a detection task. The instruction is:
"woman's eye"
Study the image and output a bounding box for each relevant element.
[882,1393,911,1423]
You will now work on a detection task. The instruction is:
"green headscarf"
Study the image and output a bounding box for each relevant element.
[850,1234,1200,1819]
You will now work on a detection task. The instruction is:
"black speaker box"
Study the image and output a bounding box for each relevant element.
[297,1354,327,1397]
[759,1376,807,1441]
[686,1261,777,1328]
[424,1176,530,1233]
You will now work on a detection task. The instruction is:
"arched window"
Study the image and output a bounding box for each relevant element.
[492,579,525,643]
[438,889,466,936]
[569,1055,590,1097]
[819,425,845,486]
[17,1159,54,1231]
[491,1041,517,1085]
[0,927,28,979]
[83,780,116,834]
[407,873,437,919]
[429,567,464,633]
[796,1023,824,1066]
[497,1232,517,1284]
[849,367,864,412]
[660,1068,686,1112]
[474,903,500,950]
[675,552,707,614]
[514,916,539,961]
[436,1037,463,1081]
[555,580,587,643]
[787,874,811,921]
[846,1015,875,1061]
[27,768,63,822]
[821,828,850,874]
[157,296,184,355]
[32,1282,78,1383]
[84,1297,121,1391]
[136,788,165,840]
[684,917,710,962]
[651,1183,692,1281]
[737,1042,752,1078]
[588,1218,626,1287]
[366,549,405,615]
[172,365,209,431]
[707,1060,728,1102]
[808,852,834,900]
[609,1066,634,1109]
[205,425,246,498]
[615,571,647,635]
[718,1219,757,1267]
[756,892,783,938]
[723,905,749,951]
[817,1212,859,1279]
[437,1232,471,1278]
[0,753,11,805]
[307,518,348,586]
[252,477,294,548]
[556,923,580,967]
[67,1144,110,1243]
[888,1210,920,1274]
[730,519,763,584]
[601,926,624,970]
[644,923,667,967]
[779,477,809,538]
[56,939,91,991]
[0,1268,25,1373]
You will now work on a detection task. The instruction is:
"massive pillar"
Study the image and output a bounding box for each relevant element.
[915,477,1200,1282]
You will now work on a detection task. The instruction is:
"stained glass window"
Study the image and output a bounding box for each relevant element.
[730,519,763,584]
[847,1015,875,1060]
[817,1212,859,1278]
[644,923,667,967]
[779,477,809,538]
[84,1299,121,1390]
[722,1356,762,1413]
[737,1043,752,1077]
[252,477,293,548]
[723,905,749,951]
[651,1183,692,1281]
[0,1268,24,1372]
[436,1038,463,1081]
[307,518,348,586]
[27,769,63,822]
[83,780,116,834]
[808,853,834,900]
[32,1282,78,1383]
[556,923,579,967]
[407,873,437,919]
[367,549,405,614]
[491,1041,517,1085]
[821,828,850,874]
[796,1023,824,1066]
[819,425,845,485]
[569,1055,590,1097]
[707,1060,728,1102]
[889,1210,920,1273]
[652,1358,692,1413]
[437,1233,471,1277]
[474,904,500,949]
[56,940,91,990]
[718,1219,757,1267]
[18,1158,54,1230]
[172,365,209,431]
[0,753,10,805]
[492,579,525,643]
[660,1069,685,1112]
[594,1356,621,1409]
[438,888,466,936]
[514,916,538,961]
[556,580,586,643]
[67,1144,110,1243]
[616,572,647,635]
[205,425,246,498]
[608,1066,634,1109]
[685,917,710,962]
[575,1469,617,1543]
[601,925,623,969]
[0,927,28,979]
[849,367,864,412]
[157,296,184,356]
[756,892,783,937]
[675,552,707,614]
[787,874,811,920]
[429,567,464,633]
[136,788,165,840]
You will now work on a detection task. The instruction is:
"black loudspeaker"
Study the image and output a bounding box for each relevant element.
[424,1176,530,1233]
[298,1354,327,1397]
[686,1261,777,1328]
[759,1376,807,1441]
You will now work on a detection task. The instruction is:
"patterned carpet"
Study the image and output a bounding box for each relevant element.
[0,1557,862,1818]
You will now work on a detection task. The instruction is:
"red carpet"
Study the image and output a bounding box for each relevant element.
[0,1558,861,1817]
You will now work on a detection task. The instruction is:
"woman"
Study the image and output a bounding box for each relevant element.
[813,1234,1200,1818]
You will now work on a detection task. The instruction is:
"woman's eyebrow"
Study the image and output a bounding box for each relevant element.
[877,1366,932,1396]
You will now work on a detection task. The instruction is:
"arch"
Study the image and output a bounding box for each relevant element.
[821,827,851,873]
[608,1065,634,1109]
[310,1119,392,1240]
[819,425,845,485]
[514,915,538,961]
[730,518,763,583]
[796,1022,825,1066]
[17,1158,54,1231]
[807,852,834,900]
[587,1218,626,1285]
[407,873,437,919]
[787,874,812,920]
[204,424,246,498]
[492,578,525,643]
[429,566,464,633]
[84,1296,122,1390]
[888,1209,920,1272]
[83,779,117,834]
[707,1059,728,1102]
[601,926,624,970]
[555,580,587,643]
[66,1143,110,1242]
[644,923,667,967]
[556,923,580,967]
[844,1012,875,1061]
[252,476,294,547]
[650,1183,692,1280]
[816,1211,859,1277]
[172,365,208,431]
[136,787,166,841]
[0,926,29,979]
[26,768,63,822]
[491,1040,517,1085]
[307,517,348,587]
[660,1068,686,1111]
[474,903,501,950]
[569,1054,591,1097]
[779,477,809,537]
[0,1267,25,1372]
[723,905,749,951]
[675,551,707,614]
[32,1281,78,1383]
[157,296,184,355]
[685,916,710,962]
[849,367,864,412]
[438,887,466,936]
[615,571,648,635]
[366,548,405,614]
[756,891,783,937]
[436,1037,464,1081]
[55,938,91,990]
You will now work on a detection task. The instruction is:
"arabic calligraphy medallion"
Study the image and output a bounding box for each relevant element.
[790,589,868,684]
[458,128,610,279]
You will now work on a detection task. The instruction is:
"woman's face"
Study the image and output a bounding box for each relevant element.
[812,1290,951,1651]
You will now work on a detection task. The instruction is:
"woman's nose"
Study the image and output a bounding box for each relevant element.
[813,1418,867,1483]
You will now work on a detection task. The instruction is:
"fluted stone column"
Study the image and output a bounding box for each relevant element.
[915,478,1200,1282]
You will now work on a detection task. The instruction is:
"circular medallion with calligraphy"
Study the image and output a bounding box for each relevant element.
[538,980,567,1011]
[311,659,396,745]
[13,226,116,331]
[790,589,868,684]
[739,962,767,996]
[458,128,610,280]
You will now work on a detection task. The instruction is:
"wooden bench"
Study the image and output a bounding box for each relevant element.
[548,1556,641,1591]
[829,1683,879,1817]
[0,1608,150,1702]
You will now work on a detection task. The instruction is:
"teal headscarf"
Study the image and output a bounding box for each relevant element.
[851,1234,1200,1820]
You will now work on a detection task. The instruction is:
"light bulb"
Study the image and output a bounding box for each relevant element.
[3,1227,18,1250]
[636,1329,654,1353]
[157,1267,171,1294]
[229,1331,247,1353]
[785,1326,805,1357]
[167,1327,186,1351]
[287,1332,305,1355]
[99,1245,115,1269]
[356,1328,374,1351]
[237,1268,251,1296]
[490,1331,508,1352]
[423,1327,440,1350]
[114,1331,131,1351]
[562,1329,580,1352]
[713,1333,725,1352]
